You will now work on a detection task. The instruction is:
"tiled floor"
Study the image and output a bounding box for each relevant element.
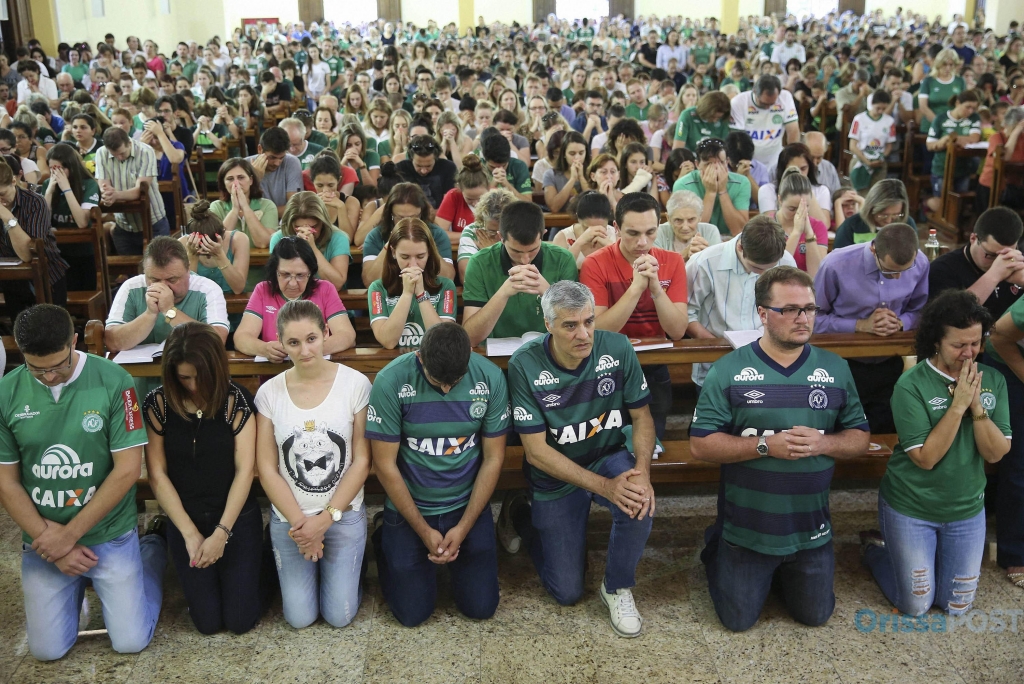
[2,491,1023,684]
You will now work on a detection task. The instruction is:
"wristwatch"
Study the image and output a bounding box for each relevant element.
[972,409,989,422]
[325,505,343,522]
[4,218,17,233]
[756,435,769,458]
[164,308,177,322]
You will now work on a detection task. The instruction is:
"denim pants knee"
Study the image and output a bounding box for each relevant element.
[515,449,653,606]
[701,525,835,632]
[269,508,365,629]
[21,529,167,661]
[864,494,985,617]
[373,505,499,627]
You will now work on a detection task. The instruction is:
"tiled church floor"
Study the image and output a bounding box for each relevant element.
[2,491,1022,684]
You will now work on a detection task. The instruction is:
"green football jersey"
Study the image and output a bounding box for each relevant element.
[918,75,965,129]
[690,341,869,555]
[365,352,511,515]
[881,360,1010,523]
[106,273,230,345]
[0,353,147,545]
[927,110,981,177]
[367,277,458,348]
[509,330,652,501]
[691,45,714,65]
[674,107,731,149]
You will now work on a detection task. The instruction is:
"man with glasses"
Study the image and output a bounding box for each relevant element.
[0,304,166,660]
[396,135,457,209]
[813,223,928,433]
[929,207,1024,320]
[246,127,303,214]
[686,215,796,395]
[674,138,750,237]
[690,265,870,632]
[154,96,193,158]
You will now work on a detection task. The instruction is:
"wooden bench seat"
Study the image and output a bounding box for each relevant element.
[131,434,910,501]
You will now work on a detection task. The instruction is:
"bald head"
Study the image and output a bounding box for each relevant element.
[55,73,74,92]
[804,132,827,160]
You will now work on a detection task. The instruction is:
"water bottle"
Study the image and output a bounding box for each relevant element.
[924,229,940,262]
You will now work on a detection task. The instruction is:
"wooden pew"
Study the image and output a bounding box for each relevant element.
[103,179,154,284]
[55,207,109,322]
[0,239,52,307]
[158,161,185,235]
[990,144,1024,209]
[249,246,364,268]
[901,121,930,216]
[929,141,987,244]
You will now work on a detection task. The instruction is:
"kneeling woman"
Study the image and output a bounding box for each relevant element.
[863,289,1010,616]
[143,323,263,635]
[255,300,372,628]
[368,218,457,349]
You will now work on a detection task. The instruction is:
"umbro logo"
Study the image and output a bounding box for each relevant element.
[534,370,559,386]
[928,397,948,410]
[734,367,764,381]
[744,390,765,399]
[807,368,834,383]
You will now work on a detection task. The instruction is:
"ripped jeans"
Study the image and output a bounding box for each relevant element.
[864,494,985,617]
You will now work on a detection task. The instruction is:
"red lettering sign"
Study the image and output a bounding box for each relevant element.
[371,290,383,316]
[123,388,142,431]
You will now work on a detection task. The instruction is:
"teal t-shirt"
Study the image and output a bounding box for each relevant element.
[673,168,751,235]
[269,227,350,261]
[690,341,869,555]
[673,107,731,150]
[508,330,652,500]
[365,352,511,515]
[927,110,982,177]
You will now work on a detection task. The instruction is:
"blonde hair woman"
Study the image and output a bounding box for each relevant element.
[377,109,411,163]
[435,111,474,168]
[917,48,965,128]
[672,84,700,123]
[270,192,351,290]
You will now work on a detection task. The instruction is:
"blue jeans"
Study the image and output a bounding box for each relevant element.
[701,525,835,632]
[864,494,985,617]
[21,529,166,661]
[110,217,171,256]
[269,508,365,629]
[986,358,1024,568]
[513,449,653,605]
[373,505,499,627]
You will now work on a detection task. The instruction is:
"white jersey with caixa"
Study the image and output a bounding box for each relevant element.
[730,90,799,166]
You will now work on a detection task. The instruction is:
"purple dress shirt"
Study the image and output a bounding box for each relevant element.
[813,241,930,334]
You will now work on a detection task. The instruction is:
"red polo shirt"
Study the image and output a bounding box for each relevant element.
[580,242,687,339]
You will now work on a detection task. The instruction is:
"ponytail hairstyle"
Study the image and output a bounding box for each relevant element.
[381,218,443,297]
[455,154,490,191]
[948,88,981,111]
[778,165,813,202]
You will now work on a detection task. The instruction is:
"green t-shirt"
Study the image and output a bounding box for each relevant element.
[363,149,381,171]
[41,177,101,229]
[625,102,651,121]
[690,341,869,555]
[577,27,595,45]
[691,45,714,65]
[0,353,148,545]
[325,56,342,84]
[881,360,1010,523]
[504,157,533,195]
[365,352,511,515]
[37,127,58,146]
[986,296,1024,365]
[269,227,350,261]
[720,77,750,92]
[376,139,392,159]
[363,223,452,262]
[918,75,965,129]
[62,63,90,83]
[508,330,652,500]
[294,141,325,170]
[673,168,751,236]
[106,273,230,344]
[209,198,279,292]
[462,242,578,339]
[927,110,981,177]
[367,276,458,347]
[673,107,731,149]
[308,130,331,149]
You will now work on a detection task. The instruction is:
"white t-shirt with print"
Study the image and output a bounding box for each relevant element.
[255,364,371,518]
[848,111,896,171]
[730,90,799,166]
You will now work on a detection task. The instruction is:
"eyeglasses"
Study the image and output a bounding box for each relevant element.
[26,347,74,376]
[875,254,915,278]
[763,305,821,319]
[872,210,905,224]
[277,271,310,283]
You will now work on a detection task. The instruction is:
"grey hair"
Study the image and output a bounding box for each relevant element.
[1005,107,1024,130]
[860,179,910,228]
[541,280,595,324]
[665,189,704,217]
[854,68,870,83]
[473,187,516,225]
[278,117,306,135]
[754,74,781,96]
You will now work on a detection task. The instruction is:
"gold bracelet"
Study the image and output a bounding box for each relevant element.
[972,410,989,422]
[804,235,817,243]
[217,264,230,270]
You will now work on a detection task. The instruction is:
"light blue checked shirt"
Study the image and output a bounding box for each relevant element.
[686,235,796,386]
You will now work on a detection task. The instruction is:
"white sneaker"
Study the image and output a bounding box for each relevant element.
[601,581,643,638]
[496,491,526,554]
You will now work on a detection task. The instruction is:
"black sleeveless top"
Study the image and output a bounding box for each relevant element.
[143,382,257,519]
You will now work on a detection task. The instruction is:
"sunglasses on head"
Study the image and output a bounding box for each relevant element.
[541,111,559,123]
[409,141,439,154]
